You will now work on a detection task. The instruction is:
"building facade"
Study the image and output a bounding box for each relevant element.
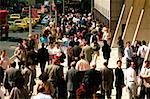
[94,0,124,35]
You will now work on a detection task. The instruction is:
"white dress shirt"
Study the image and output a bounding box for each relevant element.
[124,47,133,60]
[125,67,137,85]
[32,93,52,99]
[137,45,148,58]
[53,47,62,55]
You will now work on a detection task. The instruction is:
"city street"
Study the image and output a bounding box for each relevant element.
[0,0,149,98]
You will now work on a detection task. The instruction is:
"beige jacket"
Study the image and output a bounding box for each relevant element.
[141,67,150,88]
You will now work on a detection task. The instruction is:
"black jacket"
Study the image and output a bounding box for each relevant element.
[115,67,124,87]
[37,47,49,62]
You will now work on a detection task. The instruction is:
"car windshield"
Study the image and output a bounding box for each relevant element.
[10,15,20,18]
[12,15,19,17]
[8,23,12,25]
[15,21,22,23]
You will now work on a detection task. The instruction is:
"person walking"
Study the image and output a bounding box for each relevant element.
[3,62,22,94]
[45,55,64,98]
[67,42,74,69]
[9,76,29,99]
[125,61,137,99]
[124,41,133,68]
[37,43,49,73]
[102,40,111,63]
[139,61,150,99]
[100,62,114,99]
[117,36,124,60]
[66,61,79,99]
[27,34,35,51]
[22,64,36,96]
[14,41,27,69]
[73,41,82,62]
[82,64,101,99]
[76,54,90,72]
[137,40,148,72]
[115,60,125,99]
[131,40,140,75]
[81,41,94,64]
[0,60,4,86]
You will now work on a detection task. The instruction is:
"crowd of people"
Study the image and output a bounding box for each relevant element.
[0,10,149,99]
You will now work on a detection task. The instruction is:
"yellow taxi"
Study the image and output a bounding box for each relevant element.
[33,17,40,23]
[8,21,20,32]
[23,17,37,26]
[9,14,20,21]
[14,19,29,31]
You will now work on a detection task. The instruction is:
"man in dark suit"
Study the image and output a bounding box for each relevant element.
[37,43,49,73]
[3,62,22,93]
[45,55,64,98]
[26,47,38,68]
[73,41,82,61]
[81,41,94,63]
[82,64,101,99]
[115,60,125,99]
[100,62,114,99]
[66,61,79,99]
[0,60,4,86]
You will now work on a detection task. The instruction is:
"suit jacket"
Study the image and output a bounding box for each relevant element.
[0,66,4,84]
[37,47,49,62]
[100,66,114,91]
[73,45,82,57]
[3,67,21,88]
[26,50,38,65]
[66,67,79,91]
[22,67,36,90]
[45,64,63,86]
[83,69,101,91]
[82,45,94,63]
[115,67,124,87]
[102,45,111,59]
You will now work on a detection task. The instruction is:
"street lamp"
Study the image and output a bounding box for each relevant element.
[28,0,35,34]
[29,5,32,34]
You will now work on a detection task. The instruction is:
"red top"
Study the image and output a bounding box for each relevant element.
[0,10,8,13]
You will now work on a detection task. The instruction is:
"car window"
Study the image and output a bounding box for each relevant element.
[8,23,12,25]
[15,21,22,23]
[10,14,20,18]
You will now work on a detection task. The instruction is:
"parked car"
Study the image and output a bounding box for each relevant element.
[8,21,20,32]
[22,7,29,13]
[20,12,29,18]
[33,17,40,23]
[9,14,20,21]
[23,17,37,27]
[41,15,49,25]
[14,19,29,32]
